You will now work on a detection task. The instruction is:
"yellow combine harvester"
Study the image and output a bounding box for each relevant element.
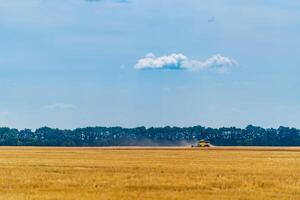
[192,139,210,147]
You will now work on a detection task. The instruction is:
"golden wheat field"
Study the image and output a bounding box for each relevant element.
[0,147,299,200]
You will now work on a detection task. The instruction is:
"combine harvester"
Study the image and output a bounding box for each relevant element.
[191,139,211,148]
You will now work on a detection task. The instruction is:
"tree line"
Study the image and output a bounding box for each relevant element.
[0,125,299,146]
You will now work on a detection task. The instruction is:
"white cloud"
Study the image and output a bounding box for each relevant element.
[134,53,187,70]
[0,112,11,117]
[44,103,76,110]
[134,53,237,73]
[162,87,171,92]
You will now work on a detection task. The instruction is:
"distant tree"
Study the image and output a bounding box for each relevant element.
[0,125,299,146]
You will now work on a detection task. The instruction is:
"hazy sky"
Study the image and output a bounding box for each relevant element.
[1,0,300,129]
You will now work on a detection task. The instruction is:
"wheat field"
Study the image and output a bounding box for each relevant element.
[0,147,299,200]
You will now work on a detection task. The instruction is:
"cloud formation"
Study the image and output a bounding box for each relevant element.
[134,53,237,73]
[44,103,76,110]
[0,112,11,117]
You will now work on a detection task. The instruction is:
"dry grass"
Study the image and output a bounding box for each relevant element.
[0,147,299,200]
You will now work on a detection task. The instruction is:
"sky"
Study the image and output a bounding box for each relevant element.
[1,0,300,129]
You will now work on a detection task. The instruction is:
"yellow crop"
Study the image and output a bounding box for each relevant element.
[0,147,299,200]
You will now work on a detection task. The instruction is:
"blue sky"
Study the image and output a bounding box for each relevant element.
[1,0,300,129]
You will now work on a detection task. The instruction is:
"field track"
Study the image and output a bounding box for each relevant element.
[0,146,300,151]
[82,146,300,152]
[98,146,300,152]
